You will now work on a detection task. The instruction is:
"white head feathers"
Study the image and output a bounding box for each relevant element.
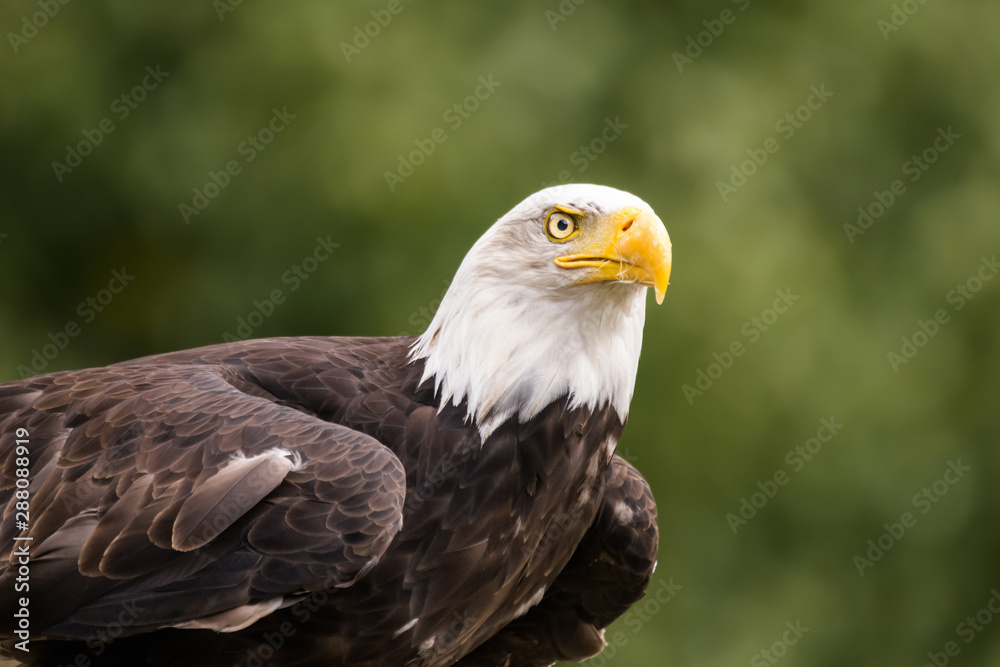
[410,184,664,440]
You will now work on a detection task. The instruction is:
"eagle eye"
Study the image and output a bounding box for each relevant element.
[545,210,579,241]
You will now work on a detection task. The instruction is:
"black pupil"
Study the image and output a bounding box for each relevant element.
[557,219,569,231]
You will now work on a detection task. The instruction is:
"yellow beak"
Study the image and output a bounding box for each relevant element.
[554,206,672,304]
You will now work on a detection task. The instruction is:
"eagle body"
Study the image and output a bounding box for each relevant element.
[0,185,670,666]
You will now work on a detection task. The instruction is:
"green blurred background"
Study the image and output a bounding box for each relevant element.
[2,1,999,665]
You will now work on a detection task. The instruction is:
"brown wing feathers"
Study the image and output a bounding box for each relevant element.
[0,338,406,639]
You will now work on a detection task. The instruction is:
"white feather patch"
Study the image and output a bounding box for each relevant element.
[394,617,419,638]
[171,598,284,632]
[512,587,547,619]
[614,501,635,524]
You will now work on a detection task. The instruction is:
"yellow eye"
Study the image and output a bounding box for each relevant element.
[546,210,578,241]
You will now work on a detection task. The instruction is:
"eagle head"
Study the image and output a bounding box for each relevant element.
[411,184,671,439]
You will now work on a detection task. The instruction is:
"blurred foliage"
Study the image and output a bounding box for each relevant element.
[2,1,999,665]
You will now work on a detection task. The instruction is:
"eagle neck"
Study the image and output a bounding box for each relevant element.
[409,251,647,441]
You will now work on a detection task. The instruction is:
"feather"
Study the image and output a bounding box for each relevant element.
[171,451,293,551]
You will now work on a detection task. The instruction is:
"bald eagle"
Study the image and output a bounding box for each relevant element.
[0,184,671,666]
